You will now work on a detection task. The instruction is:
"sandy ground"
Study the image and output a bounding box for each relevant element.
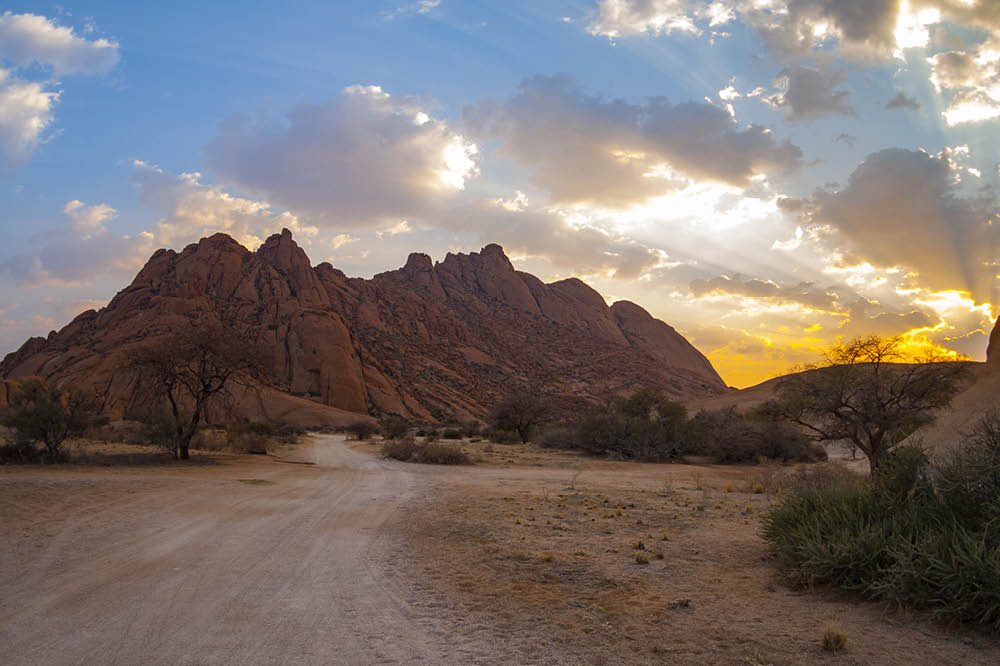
[2,436,998,665]
[1,436,465,665]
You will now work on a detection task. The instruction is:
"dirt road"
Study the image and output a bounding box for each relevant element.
[0,435,467,666]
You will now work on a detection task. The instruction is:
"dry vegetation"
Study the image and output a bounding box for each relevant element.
[372,439,1000,666]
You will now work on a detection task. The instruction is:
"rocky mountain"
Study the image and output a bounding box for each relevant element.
[0,230,726,426]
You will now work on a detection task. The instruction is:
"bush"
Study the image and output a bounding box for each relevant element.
[460,421,482,438]
[379,414,409,440]
[484,427,521,444]
[692,407,826,464]
[0,435,42,464]
[2,378,106,463]
[762,419,1000,632]
[380,437,471,465]
[346,421,378,440]
[442,428,462,440]
[537,424,577,449]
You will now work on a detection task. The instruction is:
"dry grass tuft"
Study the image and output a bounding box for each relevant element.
[820,623,848,652]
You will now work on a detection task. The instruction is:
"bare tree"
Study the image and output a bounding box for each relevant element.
[130,319,264,459]
[773,335,969,473]
[2,378,105,462]
[490,392,549,444]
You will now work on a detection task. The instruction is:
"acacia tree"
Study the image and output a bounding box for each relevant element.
[131,320,264,460]
[2,378,105,462]
[490,392,549,443]
[772,335,969,473]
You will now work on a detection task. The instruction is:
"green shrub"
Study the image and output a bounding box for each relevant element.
[762,424,1000,632]
[379,414,409,440]
[442,428,462,440]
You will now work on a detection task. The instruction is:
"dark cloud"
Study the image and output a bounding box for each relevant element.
[763,65,856,121]
[807,148,999,299]
[886,91,920,110]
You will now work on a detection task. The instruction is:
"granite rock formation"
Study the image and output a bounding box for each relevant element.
[1,230,726,425]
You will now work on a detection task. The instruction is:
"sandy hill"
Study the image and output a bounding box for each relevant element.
[910,315,1000,455]
[0,230,726,426]
[686,316,1000,456]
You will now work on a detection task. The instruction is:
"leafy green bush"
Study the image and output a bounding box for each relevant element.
[762,417,1000,632]
[442,428,462,440]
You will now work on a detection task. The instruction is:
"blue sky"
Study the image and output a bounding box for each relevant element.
[1,1,998,386]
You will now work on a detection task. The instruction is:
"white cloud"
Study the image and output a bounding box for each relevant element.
[206,84,479,228]
[466,75,801,207]
[0,13,118,168]
[0,12,118,76]
[589,0,702,39]
[63,199,115,237]
[928,45,1000,125]
[131,160,318,249]
[0,68,58,168]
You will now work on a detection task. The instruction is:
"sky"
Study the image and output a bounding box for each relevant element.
[0,1,998,388]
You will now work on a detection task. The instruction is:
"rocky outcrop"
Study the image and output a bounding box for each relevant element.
[1,230,726,425]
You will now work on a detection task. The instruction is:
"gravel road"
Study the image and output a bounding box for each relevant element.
[0,435,463,666]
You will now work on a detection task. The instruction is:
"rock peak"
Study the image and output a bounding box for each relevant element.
[404,252,433,272]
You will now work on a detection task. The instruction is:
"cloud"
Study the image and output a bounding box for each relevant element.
[383,0,441,19]
[886,90,920,110]
[0,201,153,286]
[206,84,478,228]
[832,132,856,148]
[588,0,704,39]
[805,148,999,299]
[64,199,115,237]
[466,75,801,207]
[439,193,668,279]
[588,1,903,56]
[0,68,58,168]
[763,65,856,121]
[927,46,1000,125]
[689,274,843,311]
[131,161,318,249]
[0,12,118,75]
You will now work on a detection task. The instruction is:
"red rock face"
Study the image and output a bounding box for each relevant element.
[0,230,726,424]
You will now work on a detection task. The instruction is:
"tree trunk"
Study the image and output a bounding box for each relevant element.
[179,445,190,460]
